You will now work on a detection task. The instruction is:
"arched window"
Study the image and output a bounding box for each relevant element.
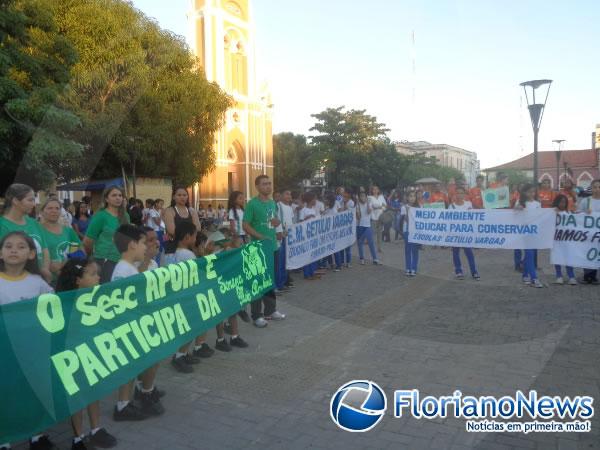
[223,29,248,95]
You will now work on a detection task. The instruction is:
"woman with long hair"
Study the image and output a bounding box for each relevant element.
[0,183,52,282]
[83,185,129,283]
[162,186,201,255]
[72,201,91,240]
[227,190,246,242]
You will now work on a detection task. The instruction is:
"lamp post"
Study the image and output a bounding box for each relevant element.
[520,79,552,190]
[552,139,565,189]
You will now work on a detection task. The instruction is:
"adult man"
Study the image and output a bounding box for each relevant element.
[469,175,485,209]
[243,175,286,327]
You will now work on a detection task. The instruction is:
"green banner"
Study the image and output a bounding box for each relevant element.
[0,240,274,443]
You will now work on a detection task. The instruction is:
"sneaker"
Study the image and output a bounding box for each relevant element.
[472,273,481,281]
[138,391,165,416]
[71,440,89,450]
[455,272,465,280]
[554,277,564,285]
[373,260,380,265]
[230,336,249,348]
[183,354,201,365]
[134,385,165,402]
[238,310,251,323]
[113,403,148,422]
[360,260,365,265]
[334,268,341,272]
[531,279,544,288]
[171,355,193,373]
[254,317,268,328]
[30,436,58,450]
[405,270,411,276]
[410,270,417,277]
[266,311,286,320]
[193,343,215,358]
[344,263,351,268]
[89,428,117,448]
[215,338,232,352]
[522,276,531,285]
[568,278,578,286]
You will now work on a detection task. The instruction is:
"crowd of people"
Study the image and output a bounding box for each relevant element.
[0,172,599,450]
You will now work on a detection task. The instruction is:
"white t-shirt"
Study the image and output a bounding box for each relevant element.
[578,197,600,213]
[135,259,158,271]
[278,202,295,229]
[357,202,371,227]
[525,200,541,210]
[146,208,161,231]
[175,248,196,262]
[450,201,473,211]
[111,260,139,281]
[205,208,216,219]
[368,195,387,220]
[228,208,245,236]
[400,205,409,233]
[0,273,53,305]
[315,200,325,215]
[322,207,336,217]
[299,207,317,222]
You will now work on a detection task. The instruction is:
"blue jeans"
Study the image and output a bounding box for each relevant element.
[403,231,419,272]
[334,246,352,268]
[303,262,318,278]
[275,240,288,289]
[554,265,575,279]
[452,247,477,275]
[514,249,523,269]
[357,226,378,261]
[523,249,538,280]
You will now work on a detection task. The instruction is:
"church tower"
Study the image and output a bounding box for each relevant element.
[187,0,274,205]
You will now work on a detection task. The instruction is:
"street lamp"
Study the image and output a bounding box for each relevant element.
[552,139,565,189]
[520,79,552,190]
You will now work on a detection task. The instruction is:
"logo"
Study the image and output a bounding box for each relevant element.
[330,380,387,432]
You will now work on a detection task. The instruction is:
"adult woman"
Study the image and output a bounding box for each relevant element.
[83,185,130,283]
[72,201,91,240]
[40,199,82,283]
[368,185,387,253]
[0,183,51,281]
[162,186,201,254]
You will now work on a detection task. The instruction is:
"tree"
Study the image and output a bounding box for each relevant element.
[501,169,531,187]
[45,0,231,186]
[0,0,82,192]
[273,132,316,190]
[399,152,464,185]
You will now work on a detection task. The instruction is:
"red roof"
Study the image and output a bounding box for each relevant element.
[486,149,598,171]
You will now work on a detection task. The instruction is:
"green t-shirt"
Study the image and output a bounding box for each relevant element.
[243,196,278,250]
[85,209,130,262]
[41,225,81,262]
[0,215,48,266]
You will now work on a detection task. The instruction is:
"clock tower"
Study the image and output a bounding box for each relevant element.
[187,0,274,205]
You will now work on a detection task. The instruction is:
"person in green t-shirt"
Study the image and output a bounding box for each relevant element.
[243,175,286,327]
[83,185,130,283]
[0,183,51,282]
[40,198,82,282]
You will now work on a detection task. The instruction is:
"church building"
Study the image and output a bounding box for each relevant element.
[187,0,274,204]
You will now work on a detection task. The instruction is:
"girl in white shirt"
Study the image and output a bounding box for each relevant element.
[227,191,246,243]
[368,185,387,253]
[515,184,543,288]
[356,191,379,265]
[401,191,420,276]
[449,187,479,280]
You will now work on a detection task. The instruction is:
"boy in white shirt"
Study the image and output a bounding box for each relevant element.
[449,187,479,280]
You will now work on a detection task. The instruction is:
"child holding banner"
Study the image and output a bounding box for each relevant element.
[516,184,544,288]
[401,191,420,276]
[449,187,480,280]
[552,195,577,285]
[0,231,56,450]
[55,258,118,450]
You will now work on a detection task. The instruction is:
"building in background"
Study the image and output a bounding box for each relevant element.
[396,141,480,186]
[187,0,273,204]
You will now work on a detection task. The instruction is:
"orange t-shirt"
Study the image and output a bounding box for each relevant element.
[469,187,484,209]
[429,191,448,205]
[538,189,556,208]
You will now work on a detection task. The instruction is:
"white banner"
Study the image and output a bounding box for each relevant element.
[551,212,600,269]
[408,208,556,249]
[286,210,356,270]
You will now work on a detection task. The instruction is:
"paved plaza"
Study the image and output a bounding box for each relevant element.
[14,240,600,450]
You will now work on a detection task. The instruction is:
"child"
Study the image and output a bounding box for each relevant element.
[579,179,600,284]
[170,221,208,373]
[299,192,319,280]
[110,224,156,421]
[401,191,420,276]
[356,191,379,265]
[56,259,118,450]
[515,184,544,288]
[335,189,355,269]
[0,232,56,450]
[227,190,246,243]
[552,195,577,285]
[449,187,480,280]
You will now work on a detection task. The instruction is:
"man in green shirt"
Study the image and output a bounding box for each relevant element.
[243,175,286,327]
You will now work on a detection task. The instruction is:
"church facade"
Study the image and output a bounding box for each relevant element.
[187,0,274,205]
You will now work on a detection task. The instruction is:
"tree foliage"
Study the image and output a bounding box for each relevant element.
[273,132,316,190]
[0,0,82,192]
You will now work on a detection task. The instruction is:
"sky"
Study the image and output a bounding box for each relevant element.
[131,0,600,169]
